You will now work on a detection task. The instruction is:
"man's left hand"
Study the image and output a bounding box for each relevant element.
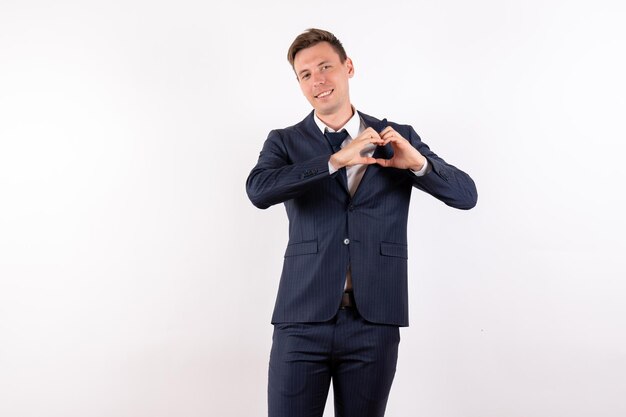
[375,127,427,171]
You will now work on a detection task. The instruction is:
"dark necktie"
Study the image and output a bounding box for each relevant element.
[325,129,349,152]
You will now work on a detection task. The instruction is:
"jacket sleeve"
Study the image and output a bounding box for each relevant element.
[405,126,478,210]
[246,129,333,209]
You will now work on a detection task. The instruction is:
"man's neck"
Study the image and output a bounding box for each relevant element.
[316,106,355,131]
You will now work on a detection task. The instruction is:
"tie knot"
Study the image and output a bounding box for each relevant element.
[325,129,349,152]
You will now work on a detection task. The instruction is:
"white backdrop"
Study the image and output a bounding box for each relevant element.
[1,1,625,416]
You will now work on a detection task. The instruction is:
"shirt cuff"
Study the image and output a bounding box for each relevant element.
[328,160,338,175]
[410,159,429,177]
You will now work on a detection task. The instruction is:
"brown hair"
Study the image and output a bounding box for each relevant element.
[287,28,347,69]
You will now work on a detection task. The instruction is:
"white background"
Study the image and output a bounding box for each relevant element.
[1,1,625,416]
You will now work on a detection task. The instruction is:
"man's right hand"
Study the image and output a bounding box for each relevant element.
[329,127,384,170]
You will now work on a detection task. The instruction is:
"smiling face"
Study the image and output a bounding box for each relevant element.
[293,41,354,121]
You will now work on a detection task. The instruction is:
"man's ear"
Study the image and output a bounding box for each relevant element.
[346,57,355,78]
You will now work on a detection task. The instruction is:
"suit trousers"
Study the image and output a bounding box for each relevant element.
[268,307,400,417]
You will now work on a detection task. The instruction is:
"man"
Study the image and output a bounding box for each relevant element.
[246,28,477,417]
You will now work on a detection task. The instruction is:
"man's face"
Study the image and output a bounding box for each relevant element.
[293,42,354,117]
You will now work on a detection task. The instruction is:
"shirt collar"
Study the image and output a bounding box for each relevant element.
[314,107,361,139]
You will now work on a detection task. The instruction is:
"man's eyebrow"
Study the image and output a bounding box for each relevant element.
[297,61,331,78]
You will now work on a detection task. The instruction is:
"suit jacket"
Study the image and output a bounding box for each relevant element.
[246,111,477,326]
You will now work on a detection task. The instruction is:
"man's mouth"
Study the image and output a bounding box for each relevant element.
[315,89,333,99]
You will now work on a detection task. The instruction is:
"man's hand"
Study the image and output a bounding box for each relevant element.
[376,127,426,171]
[329,127,384,170]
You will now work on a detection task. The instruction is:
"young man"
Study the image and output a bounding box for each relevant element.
[246,28,477,417]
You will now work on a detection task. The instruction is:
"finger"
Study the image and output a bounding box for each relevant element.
[364,127,379,136]
[363,133,381,142]
[382,135,401,145]
[360,128,381,141]
[382,127,402,138]
[375,158,392,167]
[347,137,383,151]
[347,156,377,167]
[380,126,395,136]
[381,129,402,141]
[359,136,382,146]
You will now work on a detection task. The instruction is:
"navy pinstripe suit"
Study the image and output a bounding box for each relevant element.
[247,110,477,326]
[247,110,476,416]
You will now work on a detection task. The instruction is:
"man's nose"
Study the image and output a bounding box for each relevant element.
[312,72,325,86]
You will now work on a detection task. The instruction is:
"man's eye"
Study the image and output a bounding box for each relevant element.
[302,74,310,80]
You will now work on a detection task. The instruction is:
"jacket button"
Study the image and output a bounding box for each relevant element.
[348,204,354,211]
[343,238,350,245]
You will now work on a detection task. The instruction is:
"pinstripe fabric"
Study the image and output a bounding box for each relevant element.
[246,111,478,327]
[269,308,400,417]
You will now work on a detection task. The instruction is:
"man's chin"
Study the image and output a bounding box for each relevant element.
[313,103,338,116]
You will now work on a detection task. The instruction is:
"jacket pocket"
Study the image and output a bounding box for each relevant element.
[284,240,318,257]
[380,241,408,259]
